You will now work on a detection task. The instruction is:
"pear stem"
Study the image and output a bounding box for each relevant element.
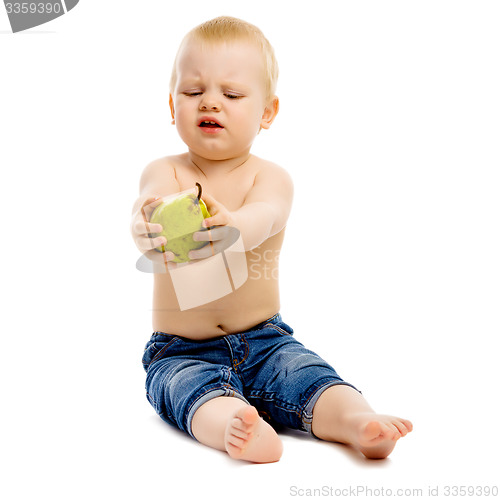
[195,182,202,201]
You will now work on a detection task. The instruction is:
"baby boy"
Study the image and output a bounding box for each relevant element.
[131,16,412,463]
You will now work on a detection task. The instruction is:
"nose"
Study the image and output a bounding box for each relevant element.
[199,94,221,112]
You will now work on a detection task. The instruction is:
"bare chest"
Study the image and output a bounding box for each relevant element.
[172,164,257,211]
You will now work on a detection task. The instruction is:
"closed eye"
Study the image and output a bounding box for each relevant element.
[182,91,243,99]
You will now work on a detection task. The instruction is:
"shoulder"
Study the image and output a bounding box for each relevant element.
[140,155,177,182]
[244,156,294,208]
[252,156,294,190]
[254,158,293,199]
[139,155,183,195]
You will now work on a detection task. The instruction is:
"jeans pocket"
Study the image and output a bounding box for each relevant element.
[265,321,294,336]
[142,341,160,371]
[142,337,180,371]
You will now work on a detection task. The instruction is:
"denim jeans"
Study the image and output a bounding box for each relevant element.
[142,313,358,439]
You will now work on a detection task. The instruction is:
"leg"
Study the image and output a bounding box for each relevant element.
[191,396,283,463]
[312,385,413,459]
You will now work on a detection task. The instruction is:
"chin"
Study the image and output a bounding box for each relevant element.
[190,146,246,161]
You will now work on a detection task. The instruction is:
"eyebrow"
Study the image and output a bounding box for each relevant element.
[178,77,251,91]
[222,82,251,92]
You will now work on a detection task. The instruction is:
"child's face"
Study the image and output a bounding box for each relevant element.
[170,39,277,161]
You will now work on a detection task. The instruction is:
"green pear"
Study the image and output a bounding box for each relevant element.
[150,183,211,263]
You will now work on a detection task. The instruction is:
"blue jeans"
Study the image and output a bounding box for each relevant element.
[142,313,358,439]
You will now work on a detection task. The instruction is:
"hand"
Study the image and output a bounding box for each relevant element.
[188,193,241,261]
[130,196,176,264]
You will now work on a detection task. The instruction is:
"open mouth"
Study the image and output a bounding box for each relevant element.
[199,120,223,129]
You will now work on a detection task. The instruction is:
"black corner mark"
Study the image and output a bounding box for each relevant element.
[4,0,79,33]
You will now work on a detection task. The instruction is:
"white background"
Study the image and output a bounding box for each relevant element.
[1,1,499,499]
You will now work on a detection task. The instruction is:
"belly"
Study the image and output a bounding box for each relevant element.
[151,235,283,339]
[152,273,280,338]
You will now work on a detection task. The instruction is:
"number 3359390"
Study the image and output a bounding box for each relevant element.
[5,3,62,14]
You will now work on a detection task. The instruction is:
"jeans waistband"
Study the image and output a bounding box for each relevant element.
[153,313,282,339]
[244,312,282,332]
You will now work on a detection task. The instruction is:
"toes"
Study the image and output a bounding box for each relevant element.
[367,421,395,440]
[402,419,413,432]
[229,422,250,440]
[226,441,244,457]
[356,415,411,460]
[379,425,398,442]
[392,420,408,437]
[231,406,259,434]
[360,421,385,446]
[225,406,259,458]
[363,421,383,440]
[361,420,401,445]
[391,418,413,437]
[386,423,401,440]
[230,417,250,433]
[227,433,249,449]
[239,406,259,426]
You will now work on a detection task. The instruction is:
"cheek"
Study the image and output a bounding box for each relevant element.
[173,106,195,140]
[174,100,196,121]
[234,105,263,133]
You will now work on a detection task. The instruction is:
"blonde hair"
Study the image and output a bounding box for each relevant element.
[170,16,279,100]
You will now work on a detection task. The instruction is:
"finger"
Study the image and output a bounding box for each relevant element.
[199,192,219,215]
[202,212,231,228]
[133,220,163,237]
[192,226,227,242]
[198,192,234,228]
[188,241,219,261]
[192,226,241,255]
[137,235,166,252]
[141,249,178,272]
[139,196,164,220]
[143,248,175,261]
[141,195,163,211]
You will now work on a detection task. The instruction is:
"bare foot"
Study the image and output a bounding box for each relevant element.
[224,406,283,463]
[350,414,413,459]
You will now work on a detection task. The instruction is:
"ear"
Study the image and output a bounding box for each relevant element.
[169,94,175,125]
[260,96,279,130]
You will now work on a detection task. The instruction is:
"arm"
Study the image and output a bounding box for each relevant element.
[201,164,294,252]
[131,157,180,216]
[232,166,293,250]
[130,157,180,256]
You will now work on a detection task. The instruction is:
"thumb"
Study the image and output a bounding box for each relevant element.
[200,192,219,215]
